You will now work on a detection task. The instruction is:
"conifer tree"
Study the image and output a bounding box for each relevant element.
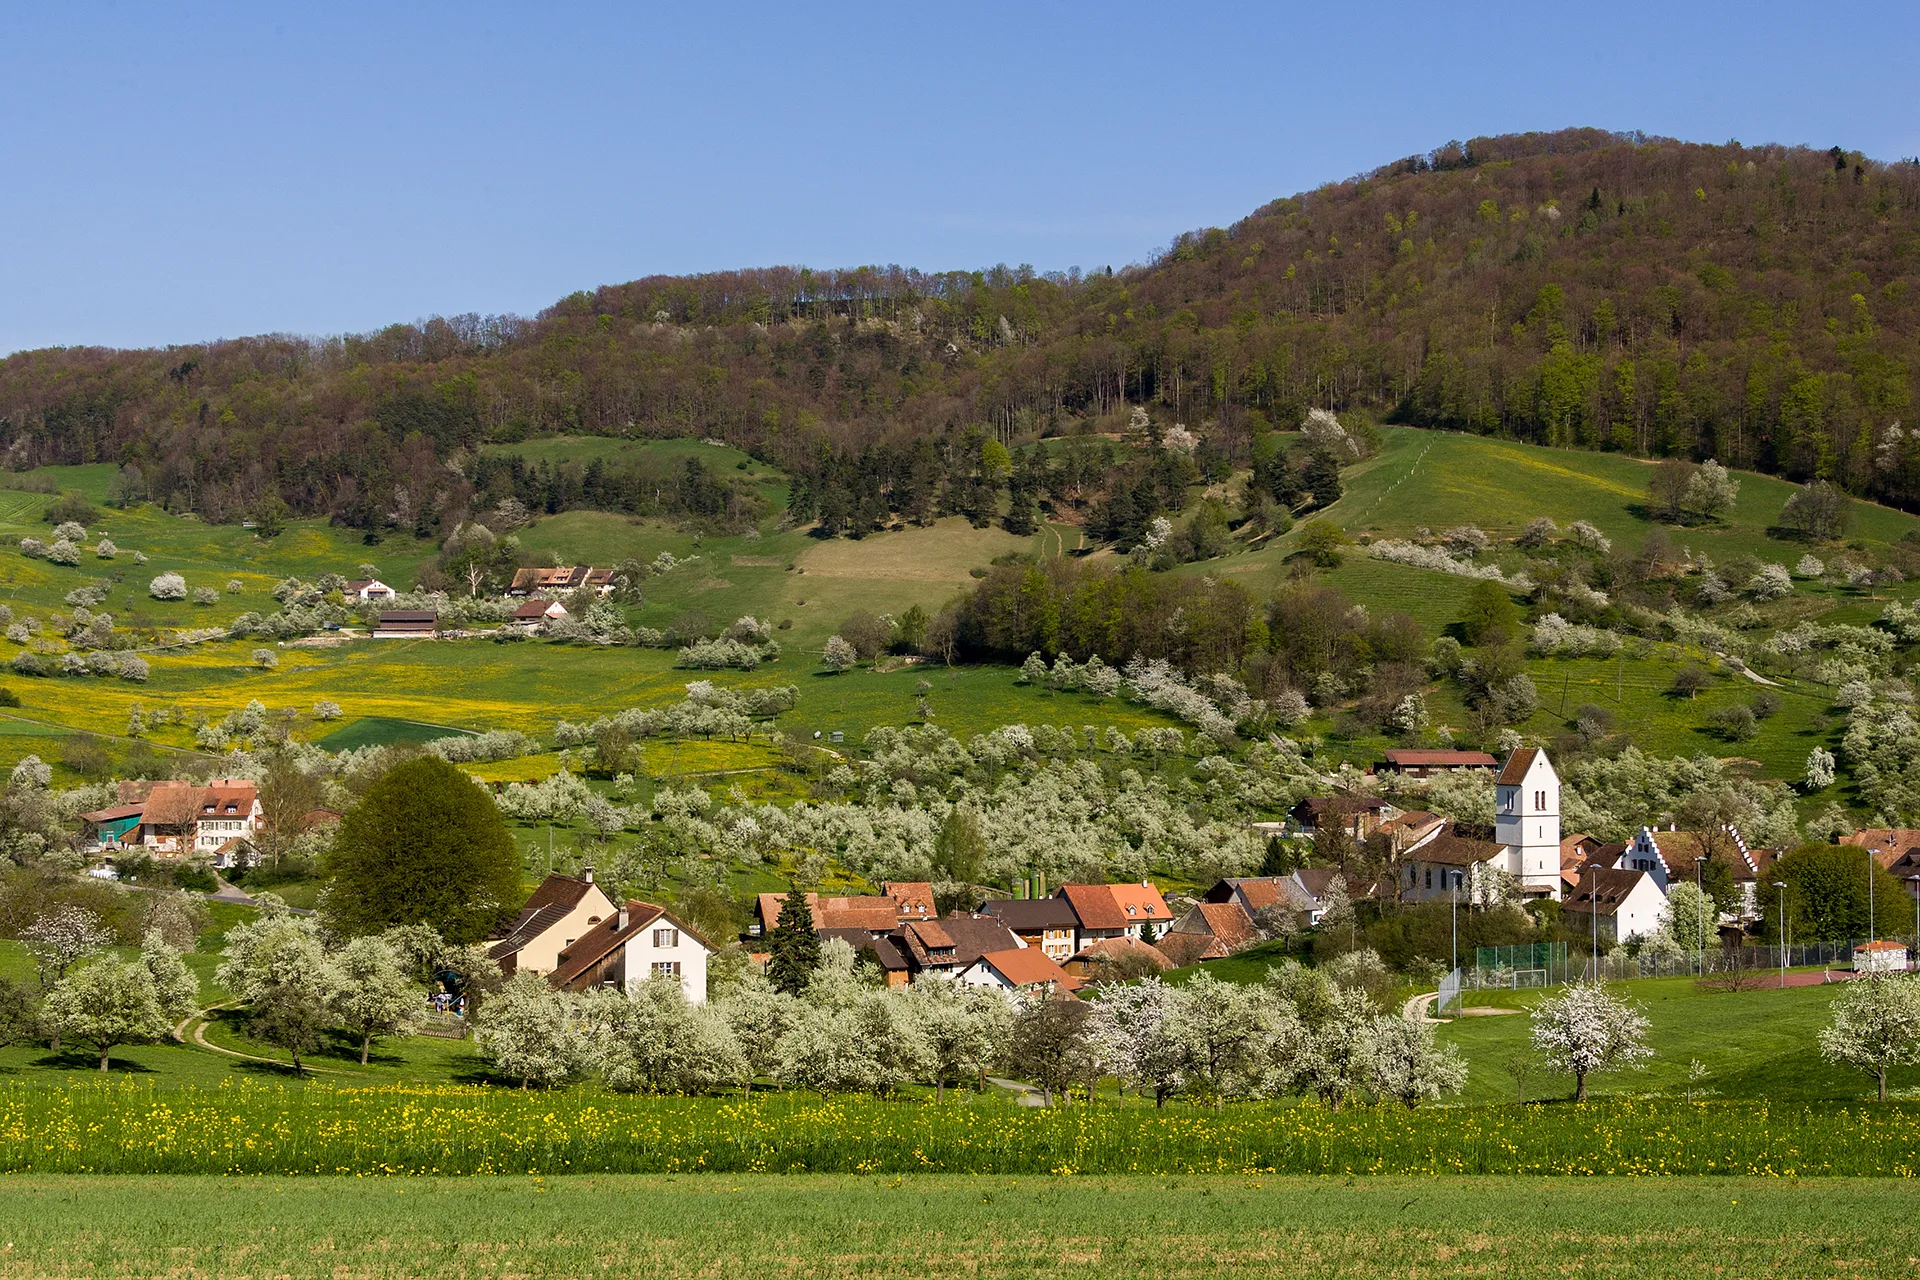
[766,885,821,997]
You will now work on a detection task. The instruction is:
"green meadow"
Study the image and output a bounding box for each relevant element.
[0,1173,1904,1279]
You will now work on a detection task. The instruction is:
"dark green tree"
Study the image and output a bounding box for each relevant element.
[1762,844,1910,943]
[1458,580,1521,645]
[321,756,522,944]
[766,885,821,996]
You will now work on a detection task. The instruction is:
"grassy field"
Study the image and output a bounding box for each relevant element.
[0,1173,1907,1279]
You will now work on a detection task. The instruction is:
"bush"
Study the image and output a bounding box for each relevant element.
[94,538,116,559]
[149,573,187,601]
[192,587,219,605]
[52,521,87,543]
[45,541,79,566]
[43,492,96,528]
[17,539,44,559]
[1707,704,1758,742]
[0,686,20,707]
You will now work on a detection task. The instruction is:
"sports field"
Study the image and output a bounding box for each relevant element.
[0,1174,1907,1278]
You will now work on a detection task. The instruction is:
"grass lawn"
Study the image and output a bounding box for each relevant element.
[313,715,472,750]
[1439,972,1920,1104]
[0,1173,1907,1278]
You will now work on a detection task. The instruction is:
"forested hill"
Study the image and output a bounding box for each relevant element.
[5,126,1920,533]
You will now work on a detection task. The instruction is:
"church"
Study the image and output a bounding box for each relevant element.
[1397,746,1564,904]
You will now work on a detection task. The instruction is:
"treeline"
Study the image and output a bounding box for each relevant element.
[7,129,1920,537]
[470,453,762,529]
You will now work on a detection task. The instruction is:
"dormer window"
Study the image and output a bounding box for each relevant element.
[1126,904,1137,916]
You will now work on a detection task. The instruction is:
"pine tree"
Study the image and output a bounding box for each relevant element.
[766,885,821,997]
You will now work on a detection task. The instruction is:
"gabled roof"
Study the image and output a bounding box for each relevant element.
[141,782,205,828]
[1408,831,1505,867]
[1174,902,1258,951]
[1153,931,1227,966]
[819,927,912,972]
[1496,747,1542,786]
[1843,829,1920,869]
[973,947,1081,991]
[513,598,559,619]
[895,914,1019,969]
[1108,881,1172,922]
[756,891,901,932]
[1384,749,1498,769]
[488,873,609,959]
[1565,867,1652,915]
[1209,876,1299,912]
[548,901,712,990]
[1293,867,1379,900]
[1057,884,1128,931]
[884,881,937,920]
[979,898,1079,931]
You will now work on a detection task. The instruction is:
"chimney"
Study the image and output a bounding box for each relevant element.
[582,865,594,883]
[617,906,628,930]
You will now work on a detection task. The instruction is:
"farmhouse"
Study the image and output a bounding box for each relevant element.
[78,803,143,849]
[488,871,621,977]
[506,566,615,598]
[753,882,939,936]
[193,780,261,856]
[1153,931,1226,966]
[892,914,1022,980]
[373,610,438,638]
[512,599,569,627]
[547,901,714,1003]
[343,578,395,603]
[1377,748,1498,778]
[1291,794,1392,840]
[1054,881,1174,949]
[1562,867,1667,945]
[956,947,1081,996]
[820,928,914,987]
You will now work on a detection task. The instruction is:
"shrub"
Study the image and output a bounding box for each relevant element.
[226,579,244,594]
[94,538,116,559]
[43,492,95,527]
[1747,563,1793,601]
[45,541,80,566]
[149,573,187,601]
[51,521,87,543]
[192,587,219,605]
[1707,704,1758,742]
[16,539,44,559]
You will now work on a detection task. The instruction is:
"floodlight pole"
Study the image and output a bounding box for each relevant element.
[1773,881,1787,988]
[1868,845,1876,947]
[1450,871,1459,978]
[1696,858,1704,977]
[1908,876,1920,971]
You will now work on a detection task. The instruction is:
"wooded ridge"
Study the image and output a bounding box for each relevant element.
[5,126,1918,534]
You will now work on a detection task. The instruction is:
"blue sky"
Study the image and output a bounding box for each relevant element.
[2,2,1915,354]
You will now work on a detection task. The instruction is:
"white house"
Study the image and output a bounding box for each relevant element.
[487,871,621,977]
[344,578,396,603]
[548,900,714,1004]
[193,779,261,855]
[1561,868,1667,945]
[1494,747,1563,898]
[955,947,1081,996]
[1855,941,1910,973]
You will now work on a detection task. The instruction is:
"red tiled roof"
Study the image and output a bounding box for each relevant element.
[1565,868,1648,915]
[1057,884,1128,931]
[884,881,936,919]
[1182,902,1258,951]
[1108,881,1171,922]
[1385,749,1498,768]
[976,947,1081,991]
[1496,747,1542,785]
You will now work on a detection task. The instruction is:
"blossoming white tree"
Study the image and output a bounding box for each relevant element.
[1528,981,1652,1101]
[1818,972,1920,1101]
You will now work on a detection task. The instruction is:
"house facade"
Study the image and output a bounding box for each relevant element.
[193,780,261,856]
[956,947,1081,996]
[547,901,714,1003]
[488,871,621,977]
[1054,882,1173,949]
[343,578,395,603]
[1561,868,1667,944]
[978,898,1079,961]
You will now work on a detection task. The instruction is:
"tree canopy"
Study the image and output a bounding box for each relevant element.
[322,756,522,944]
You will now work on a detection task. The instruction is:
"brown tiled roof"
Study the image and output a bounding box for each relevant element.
[199,784,257,818]
[1385,749,1498,769]
[1178,902,1258,951]
[896,914,1018,969]
[80,803,146,824]
[548,900,712,991]
[819,927,912,972]
[1295,795,1387,820]
[488,873,606,957]
[1227,877,1296,912]
[141,782,205,828]
[1056,884,1127,931]
[1496,747,1541,786]
[1565,868,1648,915]
[975,948,1081,991]
[817,897,904,931]
[1293,867,1380,900]
[906,920,956,950]
[1154,932,1226,966]
[117,780,156,804]
[513,599,557,620]
[884,881,937,919]
[980,898,1078,931]
[1410,832,1505,867]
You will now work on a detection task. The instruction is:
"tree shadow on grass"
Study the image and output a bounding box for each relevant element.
[30,1049,159,1075]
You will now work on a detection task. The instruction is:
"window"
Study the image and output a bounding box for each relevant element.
[1424,867,1433,890]
[651,961,681,978]
[653,928,679,948]
[1534,789,1546,810]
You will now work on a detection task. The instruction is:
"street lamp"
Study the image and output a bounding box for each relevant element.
[1773,881,1787,988]
[1868,845,1877,946]
[1696,857,1704,977]
[1908,875,1920,971]
[1450,869,1461,977]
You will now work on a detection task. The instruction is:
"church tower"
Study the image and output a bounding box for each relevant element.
[1494,747,1561,899]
